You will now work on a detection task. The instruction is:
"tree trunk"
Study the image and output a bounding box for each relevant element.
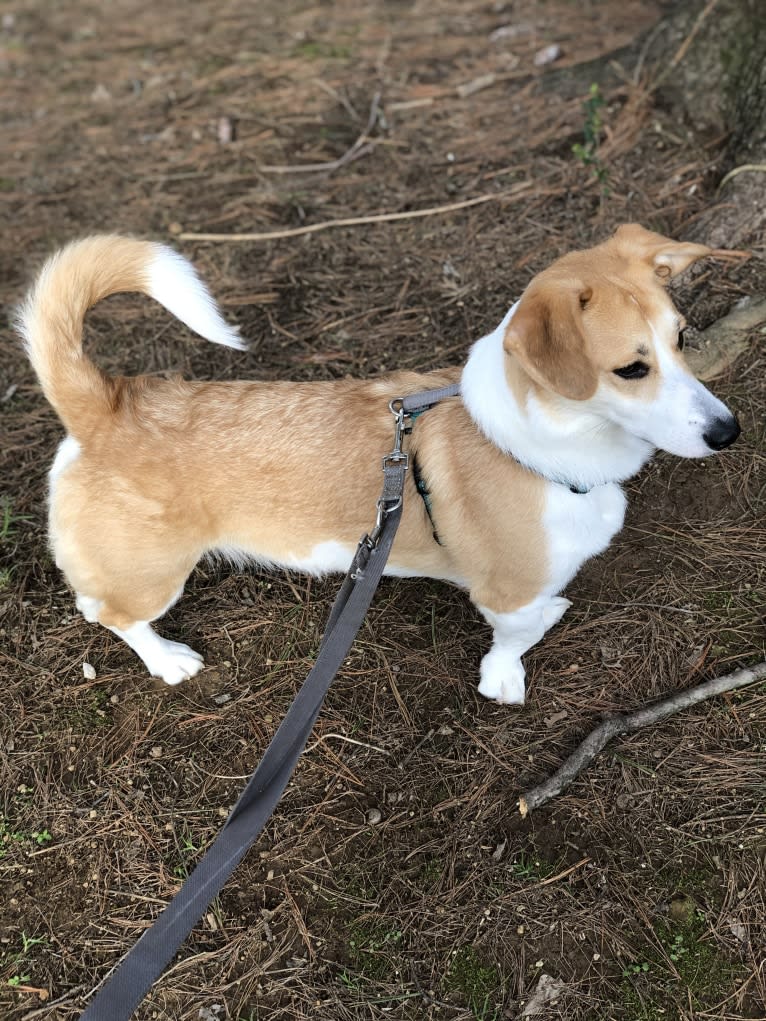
[541,0,766,248]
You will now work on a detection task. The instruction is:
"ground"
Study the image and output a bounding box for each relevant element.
[1,1,765,1019]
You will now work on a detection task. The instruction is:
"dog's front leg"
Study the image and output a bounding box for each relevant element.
[475,595,570,705]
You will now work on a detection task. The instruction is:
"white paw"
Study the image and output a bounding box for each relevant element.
[542,596,572,630]
[477,648,526,705]
[148,641,205,686]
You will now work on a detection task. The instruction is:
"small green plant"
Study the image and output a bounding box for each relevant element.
[0,817,25,857]
[622,961,651,977]
[337,969,364,991]
[171,826,205,878]
[509,849,559,882]
[347,920,404,980]
[445,946,501,1020]
[0,497,31,543]
[7,973,31,988]
[668,934,690,962]
[620,897,742,1016]
[20,933,47,954]
[572,83,609,191]
[179,832,201,855]
[2,933,49,995]
[1,813,53,853]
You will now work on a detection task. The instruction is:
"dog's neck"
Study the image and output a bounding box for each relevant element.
[460,304,654,492]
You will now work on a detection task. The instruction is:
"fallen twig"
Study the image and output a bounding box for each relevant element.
[519,661,766,817]
[177,182,533,243]
[718,163,766,192]
[21,986,82,1020]
[708,246,752,262]
[259,92,381,175]
[304,731,391,756]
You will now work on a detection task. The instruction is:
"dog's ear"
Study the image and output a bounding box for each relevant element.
[613,223,711,282]
[503,283,597,401]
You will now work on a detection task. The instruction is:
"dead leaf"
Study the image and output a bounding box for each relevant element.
[544,709,568,729]
[600,644,623,668]
[521,973,568,1015]
[728,918,748,946]
[198,1006,225,1021]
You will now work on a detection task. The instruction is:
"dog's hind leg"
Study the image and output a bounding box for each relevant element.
[107,619,204,686]
[50,453,206,684]
[72,572,205,685]
[55,518,203,685]
[73,581,204,685]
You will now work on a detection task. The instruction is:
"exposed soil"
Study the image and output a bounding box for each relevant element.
[1,2,764,1020]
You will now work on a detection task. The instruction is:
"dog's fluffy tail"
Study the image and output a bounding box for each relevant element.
[18,235,244,438]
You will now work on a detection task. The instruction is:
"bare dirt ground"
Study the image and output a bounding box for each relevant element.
[1,1,765,1019]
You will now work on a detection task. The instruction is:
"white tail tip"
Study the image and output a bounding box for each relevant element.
[147,245,247,351]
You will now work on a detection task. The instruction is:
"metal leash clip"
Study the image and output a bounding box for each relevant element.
[384,397,409,472]
[363,397,411,552]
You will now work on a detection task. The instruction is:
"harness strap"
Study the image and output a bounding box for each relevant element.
[401,381,460,415]
[400,382,460,546]
[412,454,443,546]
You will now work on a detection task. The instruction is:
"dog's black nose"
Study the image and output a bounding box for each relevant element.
[703,415,741,451]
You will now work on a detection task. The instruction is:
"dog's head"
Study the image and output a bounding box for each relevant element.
[503,224,740,457]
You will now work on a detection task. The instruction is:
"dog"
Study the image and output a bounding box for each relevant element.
[19,225,740,702]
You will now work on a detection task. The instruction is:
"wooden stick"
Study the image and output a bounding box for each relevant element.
[519,661,766,817]
[708,247,752,261]
[176,183,532,243]
[258,92,381,175]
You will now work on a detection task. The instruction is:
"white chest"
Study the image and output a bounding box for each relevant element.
[542,482,627,595]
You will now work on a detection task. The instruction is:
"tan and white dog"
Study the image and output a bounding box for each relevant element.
[19,225,739,702]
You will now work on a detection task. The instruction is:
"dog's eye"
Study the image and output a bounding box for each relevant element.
[613,361,649,380]
[677,328,686,351]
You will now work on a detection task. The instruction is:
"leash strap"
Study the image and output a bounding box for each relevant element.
[77,387,457,1020]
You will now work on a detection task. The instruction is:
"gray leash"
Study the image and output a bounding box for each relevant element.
[78,382,460,1020]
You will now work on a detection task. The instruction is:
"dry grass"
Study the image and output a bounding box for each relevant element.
[1,1,764,1019]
